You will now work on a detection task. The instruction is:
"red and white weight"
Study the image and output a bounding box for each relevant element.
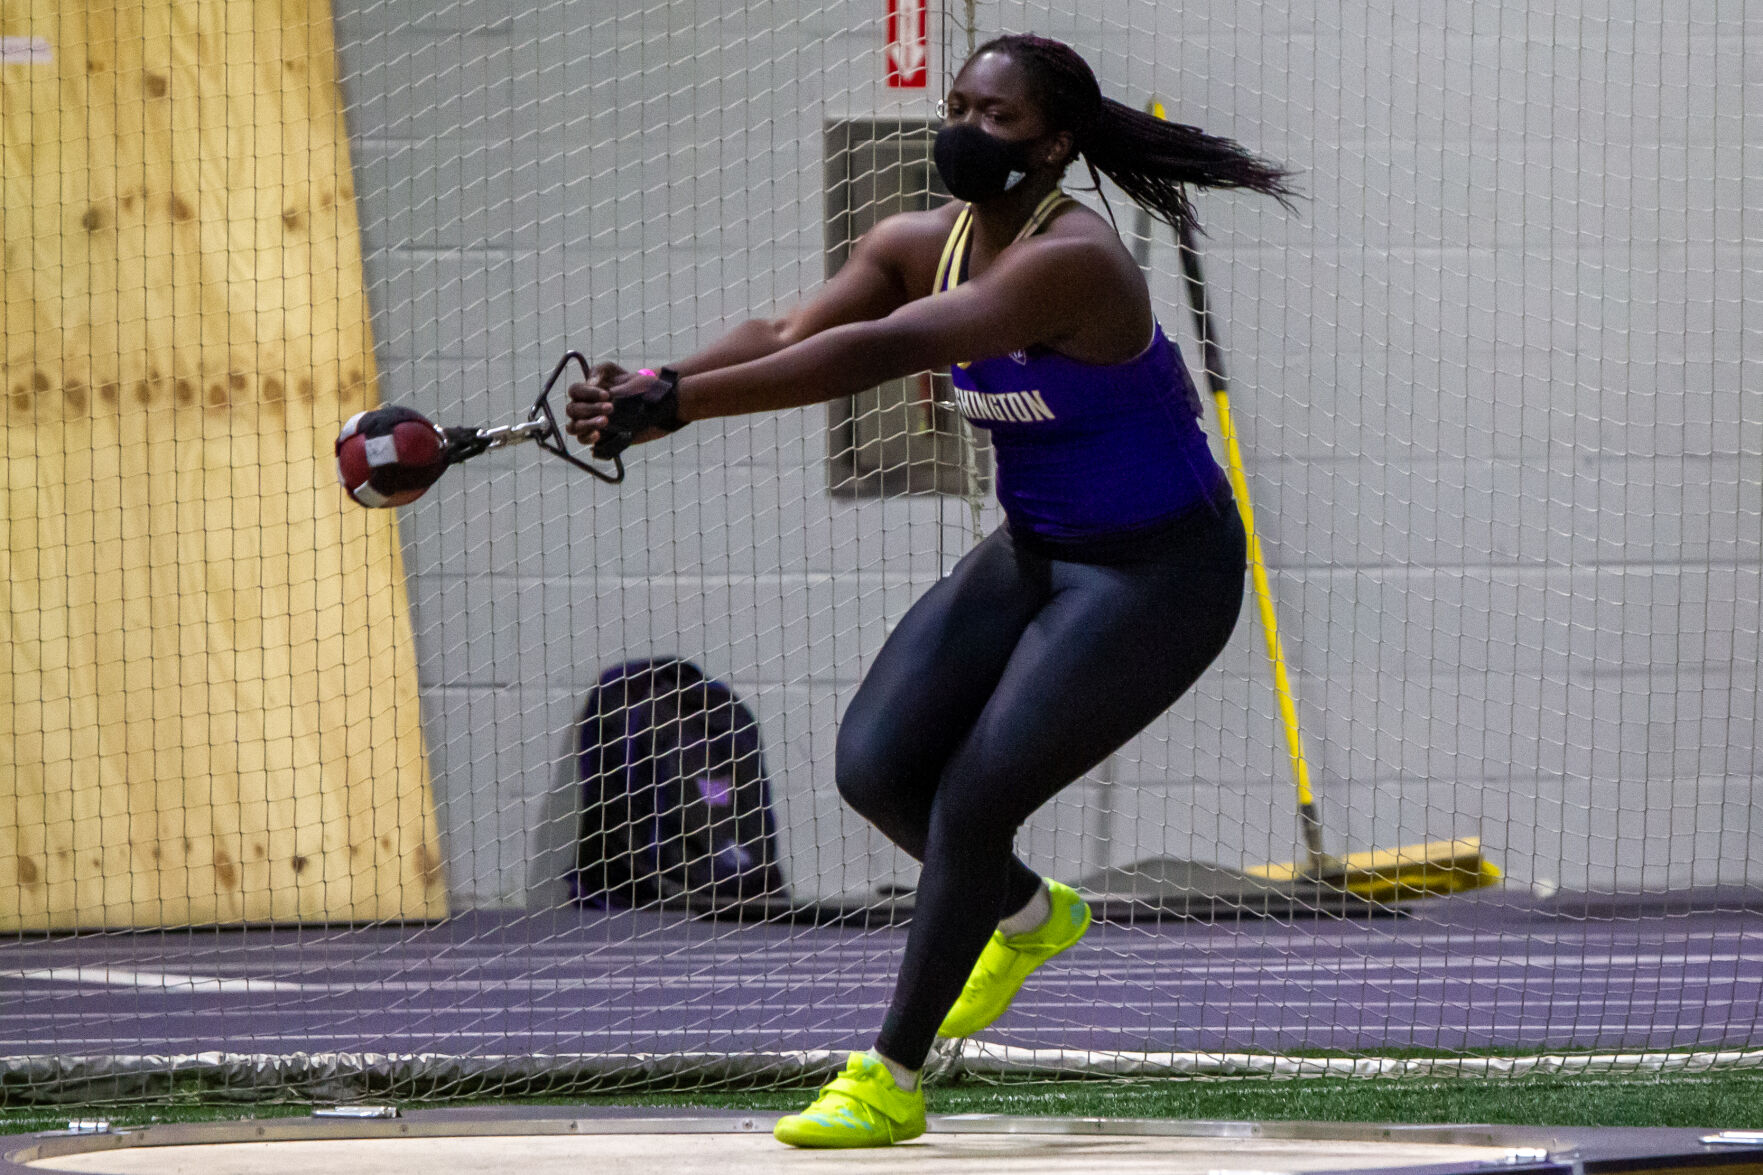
[335,406,450,508]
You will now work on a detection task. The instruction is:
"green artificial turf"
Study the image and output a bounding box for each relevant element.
[3,1072,1759,1137]
[578,1072,1763,1129]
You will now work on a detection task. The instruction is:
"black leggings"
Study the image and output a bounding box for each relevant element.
[835,494,1247,1070]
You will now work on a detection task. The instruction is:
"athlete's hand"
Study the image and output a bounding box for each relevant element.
[587,369,685,458]
[564,361,623,444]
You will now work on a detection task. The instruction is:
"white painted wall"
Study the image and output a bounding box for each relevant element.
[329,0,1763,908]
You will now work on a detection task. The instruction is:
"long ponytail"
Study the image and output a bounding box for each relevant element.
[974,34,1297,234]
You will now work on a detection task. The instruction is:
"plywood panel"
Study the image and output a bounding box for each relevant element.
[0,0,447,926]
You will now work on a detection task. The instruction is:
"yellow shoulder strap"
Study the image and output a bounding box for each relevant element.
[1011,188,1074,245]
[934,190,1070,294]
[933,205,974,293]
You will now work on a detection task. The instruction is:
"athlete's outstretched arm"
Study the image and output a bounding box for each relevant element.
[624,213,936,386]
[565,234,1106,440]
[676,237,1097,418]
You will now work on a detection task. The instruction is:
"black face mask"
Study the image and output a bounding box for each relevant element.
[933,123,1041,203]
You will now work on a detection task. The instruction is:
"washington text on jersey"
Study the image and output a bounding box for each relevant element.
[954,385,1057,423]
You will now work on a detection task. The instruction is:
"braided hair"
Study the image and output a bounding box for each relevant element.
[973,34,1297,234]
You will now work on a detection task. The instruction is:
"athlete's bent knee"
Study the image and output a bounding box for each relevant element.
[833,719,905,824]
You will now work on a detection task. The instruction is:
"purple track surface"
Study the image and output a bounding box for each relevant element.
[5,894,1761,1059]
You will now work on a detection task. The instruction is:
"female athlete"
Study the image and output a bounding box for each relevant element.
[566,33,1294,1149]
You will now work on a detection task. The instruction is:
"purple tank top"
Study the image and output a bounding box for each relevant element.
[937,196,1226,542]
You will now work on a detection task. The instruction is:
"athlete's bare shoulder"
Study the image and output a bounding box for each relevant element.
[1011,199,1154,363]
[1024,200,1150,304]
[861,203,965,300]
[1036,200,1143,272]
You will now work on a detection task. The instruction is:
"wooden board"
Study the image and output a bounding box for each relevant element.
[0,0,448,926]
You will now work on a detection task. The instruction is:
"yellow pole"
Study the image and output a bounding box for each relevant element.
[1207,383,1328,867]
[1150,99,1331,874]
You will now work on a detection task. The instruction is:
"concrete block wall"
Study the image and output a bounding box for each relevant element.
[329,0,1763,907]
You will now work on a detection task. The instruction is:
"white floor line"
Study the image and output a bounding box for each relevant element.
[2,968,318,993]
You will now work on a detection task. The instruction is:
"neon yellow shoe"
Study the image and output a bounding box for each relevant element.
[772,1052,926,1148]
[937,879,1092,1039]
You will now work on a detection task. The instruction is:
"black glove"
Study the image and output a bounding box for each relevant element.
[591,367,686,461]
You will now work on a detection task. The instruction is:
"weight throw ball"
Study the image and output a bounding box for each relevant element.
[335,406,449,507]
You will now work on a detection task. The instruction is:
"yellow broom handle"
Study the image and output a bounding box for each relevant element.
[1209,389,1317,818]
[1151,96,1327,870]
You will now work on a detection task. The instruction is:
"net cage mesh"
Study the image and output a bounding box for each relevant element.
[1,0,1760,1103]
